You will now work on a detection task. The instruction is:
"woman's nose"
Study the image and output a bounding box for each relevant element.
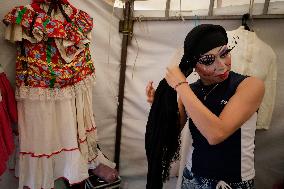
[215,56,227,67]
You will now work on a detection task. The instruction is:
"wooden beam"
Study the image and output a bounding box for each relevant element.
[115,0,134,171]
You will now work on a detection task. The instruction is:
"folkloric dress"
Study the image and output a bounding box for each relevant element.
[3,0,114,188]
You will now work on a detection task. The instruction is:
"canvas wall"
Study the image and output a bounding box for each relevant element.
[0,0,283,188]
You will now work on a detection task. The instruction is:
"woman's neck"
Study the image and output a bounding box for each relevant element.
[200,78,217,86]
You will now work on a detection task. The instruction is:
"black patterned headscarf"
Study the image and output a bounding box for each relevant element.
[145,24,228,189]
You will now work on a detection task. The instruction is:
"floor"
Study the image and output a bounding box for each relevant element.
[0,170,18,189]
[0,170,178,189]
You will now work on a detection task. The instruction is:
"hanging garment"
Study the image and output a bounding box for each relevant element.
[0,71,17,176]
[227,26,277,130]
[3,1,114,188]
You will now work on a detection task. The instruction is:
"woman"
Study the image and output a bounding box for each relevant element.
[146,24,264,189]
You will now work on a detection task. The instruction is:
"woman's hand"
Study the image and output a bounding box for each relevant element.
[146,81,155,104]
[165,65,187,90]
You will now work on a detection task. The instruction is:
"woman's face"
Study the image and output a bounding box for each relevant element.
[195,45,232,85]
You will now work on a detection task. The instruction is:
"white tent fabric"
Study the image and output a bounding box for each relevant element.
[123,19,284,189]
[133,0,284,16]
[0,0,284,189]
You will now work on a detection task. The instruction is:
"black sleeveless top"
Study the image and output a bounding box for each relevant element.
[188,71,251,182]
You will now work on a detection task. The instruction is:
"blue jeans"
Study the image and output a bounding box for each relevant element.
[181,168,254,189]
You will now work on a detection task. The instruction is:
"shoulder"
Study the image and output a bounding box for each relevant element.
[240,76,264,90]
[237,76,265,102]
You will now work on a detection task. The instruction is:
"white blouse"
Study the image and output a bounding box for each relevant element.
[227,26,277,130]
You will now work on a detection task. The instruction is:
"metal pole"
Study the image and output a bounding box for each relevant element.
[115,0,134,170]
[132,14,284,22]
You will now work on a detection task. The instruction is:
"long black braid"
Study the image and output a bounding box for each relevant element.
[145,60,193,189]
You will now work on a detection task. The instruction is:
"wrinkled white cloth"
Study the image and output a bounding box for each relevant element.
[227,26,277,130]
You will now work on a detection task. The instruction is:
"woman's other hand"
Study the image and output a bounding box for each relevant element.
[146,81,155,104]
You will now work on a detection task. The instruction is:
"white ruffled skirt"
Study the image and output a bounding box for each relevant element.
[16,76,114,189]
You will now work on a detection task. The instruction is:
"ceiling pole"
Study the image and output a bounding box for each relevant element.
[115,0,134,171]
[208,0,215,16]
[165,0,171,17]
[249,0,255,16]
[263,0,270,14]
[131,14,284,21]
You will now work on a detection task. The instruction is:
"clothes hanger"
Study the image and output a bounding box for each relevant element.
[241,13,251,31]
[242,0,255,32]
[194,15,200,27]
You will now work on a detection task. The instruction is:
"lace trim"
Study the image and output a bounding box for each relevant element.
[15,74,96,100]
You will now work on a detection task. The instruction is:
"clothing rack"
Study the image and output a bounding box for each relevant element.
[132,14,284,22]
[132,0,284,22]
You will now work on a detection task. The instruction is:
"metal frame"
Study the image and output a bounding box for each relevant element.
[133,14,284,21]
[132,0,282,21]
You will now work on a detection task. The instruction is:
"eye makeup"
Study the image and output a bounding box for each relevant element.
[197,46,234,66]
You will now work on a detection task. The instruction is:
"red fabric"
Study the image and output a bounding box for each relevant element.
[3,5,95,89]
[0,72,17,176]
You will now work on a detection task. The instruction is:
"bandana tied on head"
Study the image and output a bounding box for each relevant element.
[145,24,228,189]
[180,24,228,70]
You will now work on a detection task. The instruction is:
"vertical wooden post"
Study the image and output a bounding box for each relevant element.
[115,0,134,171]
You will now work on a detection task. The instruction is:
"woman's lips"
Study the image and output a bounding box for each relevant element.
[217,71,229,78]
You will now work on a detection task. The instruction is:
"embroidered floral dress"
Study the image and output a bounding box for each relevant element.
[0,69,17,176]
[3,1,114,188]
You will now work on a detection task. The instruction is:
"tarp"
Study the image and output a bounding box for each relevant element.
[0,1,283,189]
